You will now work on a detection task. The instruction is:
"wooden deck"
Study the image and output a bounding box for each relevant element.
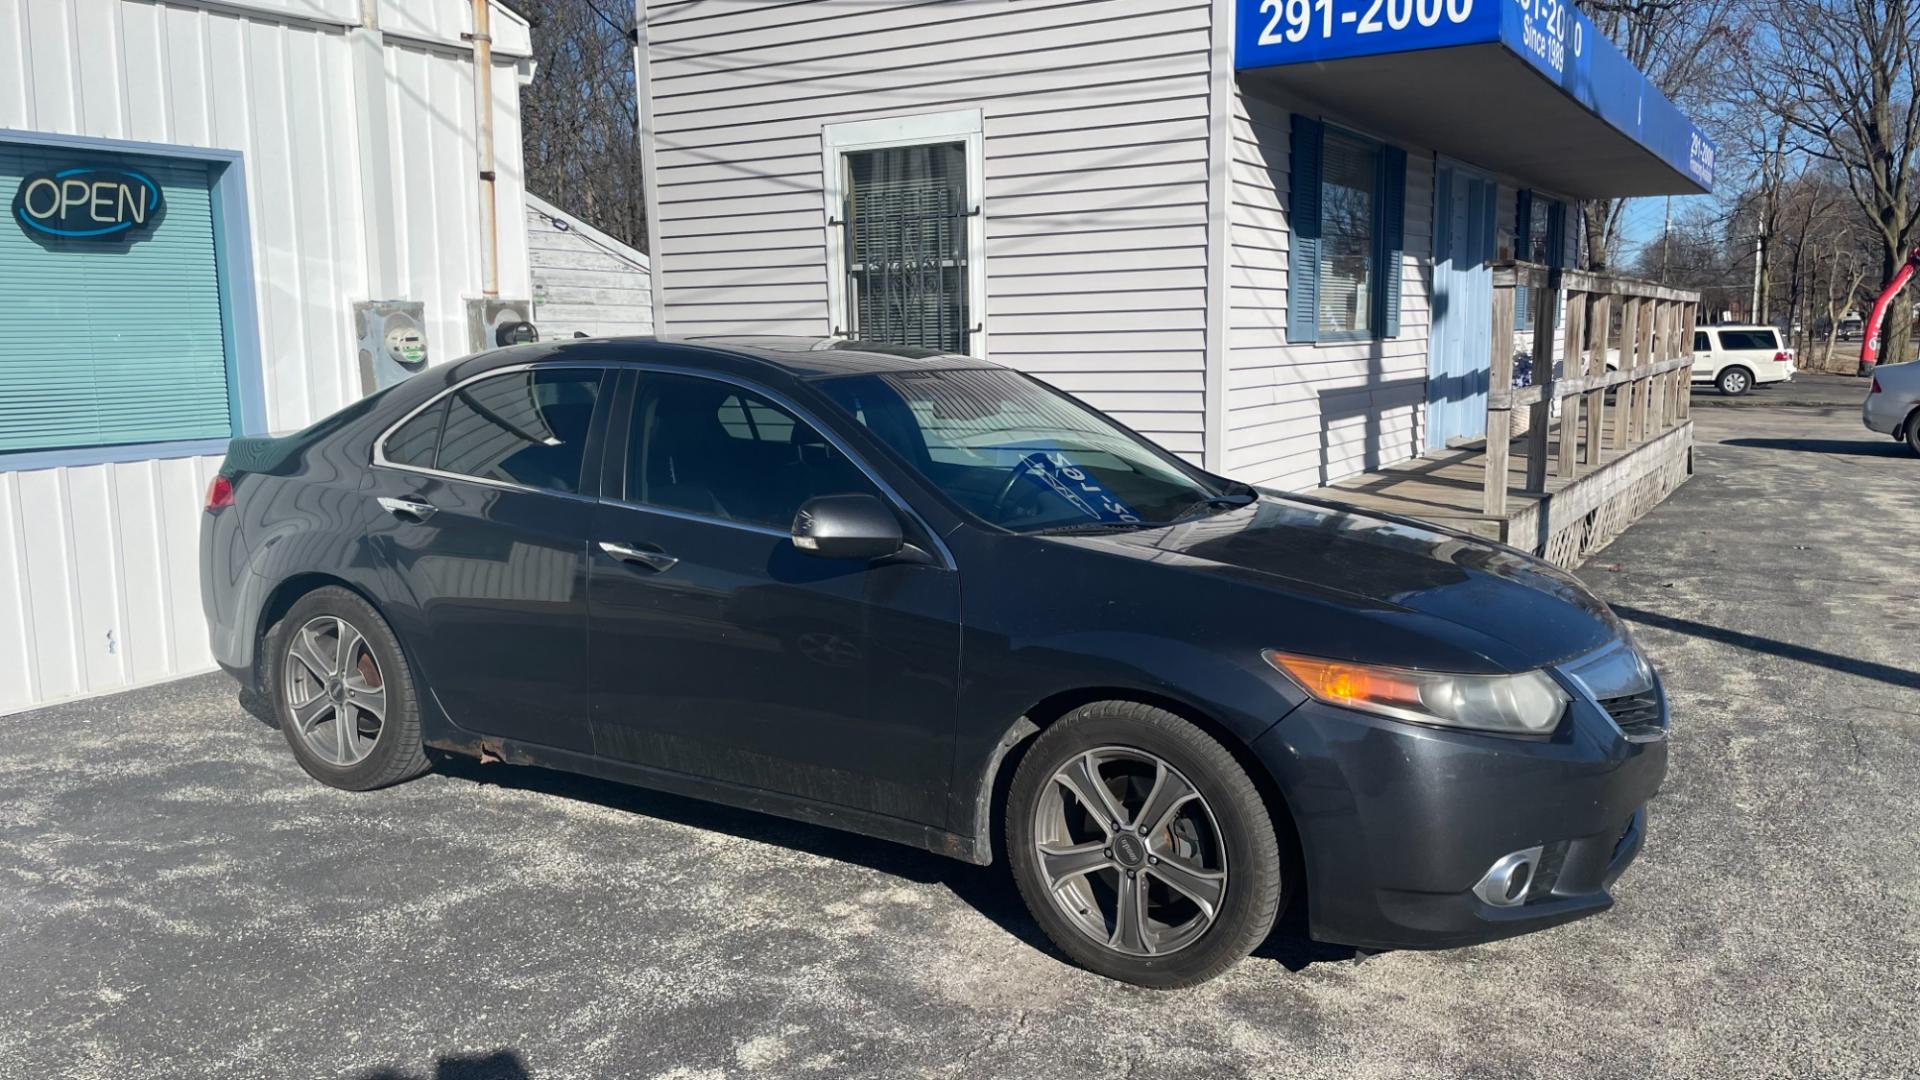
[1308,412,1694,567]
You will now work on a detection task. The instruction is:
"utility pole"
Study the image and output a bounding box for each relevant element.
[1751,233,1766,322]
[1660,195,1672,284]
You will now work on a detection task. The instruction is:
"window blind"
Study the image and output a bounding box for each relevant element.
[0,146,232,454]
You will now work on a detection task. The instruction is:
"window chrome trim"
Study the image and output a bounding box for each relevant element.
[594,497,792,540]
[372,359,956,569]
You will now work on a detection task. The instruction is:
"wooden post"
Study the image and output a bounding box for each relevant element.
[1557,285,1587,479]
[1679,301,1695,420]
[1584,292,1611,464]
[1632,296,1656,442]
[1525,269,1554,493]
[1485,280,1517,517]
[1614,298,1641,451]
[1653,301,1671,432]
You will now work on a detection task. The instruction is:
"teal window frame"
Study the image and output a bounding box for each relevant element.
[0,129,266,471]
[1288,116,1407,346]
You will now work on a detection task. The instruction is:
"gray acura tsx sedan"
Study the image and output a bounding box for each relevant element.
[202,336,1668,988]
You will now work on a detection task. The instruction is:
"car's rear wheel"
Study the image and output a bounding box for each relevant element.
[1906,410,1920,456]
[1006,701,1284,988]
[1716,367,1753,396]
[267,586,430,791]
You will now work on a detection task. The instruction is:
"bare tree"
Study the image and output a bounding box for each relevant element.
[1577,0,1744,272]
[1747,0,1920,368]
[516,0,649,253]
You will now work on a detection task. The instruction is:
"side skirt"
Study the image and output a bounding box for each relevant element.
[424,733,984,864]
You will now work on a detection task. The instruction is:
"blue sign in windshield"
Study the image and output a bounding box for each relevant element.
[1234,0,1715,191]
[1014,451,1143,524]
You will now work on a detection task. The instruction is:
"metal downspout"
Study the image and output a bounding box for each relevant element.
[470,0,500,298]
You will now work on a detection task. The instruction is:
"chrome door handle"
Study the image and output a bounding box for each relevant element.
[377,496,437,521]
[598,540,679,572]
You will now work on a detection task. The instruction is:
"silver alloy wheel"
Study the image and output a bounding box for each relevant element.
[1721,369,1749,393]
[1032,746,1228,957]
[283,615,387,768]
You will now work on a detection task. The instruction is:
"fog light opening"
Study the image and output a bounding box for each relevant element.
[1473,846,1544,909]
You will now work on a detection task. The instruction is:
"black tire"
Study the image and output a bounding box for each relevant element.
[1906,410,1920,457]
[1715,366,1753,396]
[265,586,430,791]
[1006,701,1285,989]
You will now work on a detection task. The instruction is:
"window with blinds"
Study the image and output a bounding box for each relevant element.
[0,145,233,455]
[1318,132,1380,339]
[840,142,971,355]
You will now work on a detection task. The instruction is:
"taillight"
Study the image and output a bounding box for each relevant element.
[205,474,235,511]
[1774,351,1793,364]
[1871,376,1883,394]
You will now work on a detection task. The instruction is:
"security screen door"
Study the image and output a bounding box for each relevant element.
[838,143,972,354]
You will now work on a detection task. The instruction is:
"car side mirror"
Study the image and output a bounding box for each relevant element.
[791,494,904,561]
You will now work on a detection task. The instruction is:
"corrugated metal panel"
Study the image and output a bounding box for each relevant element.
[645,0,1216,457]
[1224,85,1437,491]
[526,194,654,338]
[0,0,529,714]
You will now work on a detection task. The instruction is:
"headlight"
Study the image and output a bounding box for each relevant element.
[1263,651,1569,736]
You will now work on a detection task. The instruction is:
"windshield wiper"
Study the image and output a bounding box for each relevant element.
[1028,520,1158,536]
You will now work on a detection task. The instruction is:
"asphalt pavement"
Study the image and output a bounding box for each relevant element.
[2,403,1916,1079]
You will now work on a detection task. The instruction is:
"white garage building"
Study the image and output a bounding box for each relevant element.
[1,0,537,714]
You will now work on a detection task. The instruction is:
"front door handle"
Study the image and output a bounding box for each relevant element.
[377,496,437,522]
[598,540,679,573]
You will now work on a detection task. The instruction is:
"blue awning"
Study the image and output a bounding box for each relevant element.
[1235,0,1715,198]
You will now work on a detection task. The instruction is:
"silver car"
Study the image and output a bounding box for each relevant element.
[1864,360,1920,452]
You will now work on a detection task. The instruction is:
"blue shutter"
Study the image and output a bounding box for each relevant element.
[1377,146,1407,338]
[0,145,232,454]
[1288,115,1324,345]
[1546,199,1567,329]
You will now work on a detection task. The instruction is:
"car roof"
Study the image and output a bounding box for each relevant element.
[1701,324,1781,333]
[488,334,1004,380]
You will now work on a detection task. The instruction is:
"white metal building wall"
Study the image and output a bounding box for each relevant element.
[643,0,1220,460]
[0,0,531,715]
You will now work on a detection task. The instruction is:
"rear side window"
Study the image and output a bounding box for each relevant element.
[1717,329,1780,352]
[433,369,603,493]
[383,399,445,468]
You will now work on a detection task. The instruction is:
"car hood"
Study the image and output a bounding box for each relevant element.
[1048,494,1624,674]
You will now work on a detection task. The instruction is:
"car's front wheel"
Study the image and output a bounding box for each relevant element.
[1006,701,1285,988]
[1906,410,1920,456]
[1716,366,1753,396]
[267,586,431,791]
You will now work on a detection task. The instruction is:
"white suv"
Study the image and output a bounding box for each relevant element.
[1693,326,1795,396]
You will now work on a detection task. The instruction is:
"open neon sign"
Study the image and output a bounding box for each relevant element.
[12,166,164,241]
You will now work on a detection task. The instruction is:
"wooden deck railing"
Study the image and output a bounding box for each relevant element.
[1483,262,1702,516]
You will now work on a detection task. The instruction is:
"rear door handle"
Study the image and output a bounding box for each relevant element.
[377,496,437,522]
[598,540,679,573]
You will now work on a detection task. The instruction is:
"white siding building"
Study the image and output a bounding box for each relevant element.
[526,193,655,339]
[636,0,1710,490]
[1,0,536,714]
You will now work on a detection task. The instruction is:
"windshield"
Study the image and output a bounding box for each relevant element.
[814,367,1239,533]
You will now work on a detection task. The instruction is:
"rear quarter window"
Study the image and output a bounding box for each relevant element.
[1717,329,1780,352]
[383,399,446,468]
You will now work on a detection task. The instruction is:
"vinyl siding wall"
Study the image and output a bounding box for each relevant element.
[1224,84,1436,490]
[645,0,1218,458]
[0,0,529,714]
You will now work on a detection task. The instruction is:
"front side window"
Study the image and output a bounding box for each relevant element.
[431,369,602,493]
[628,373,872,530]
[1694,331,1712,352]
[816,368,1238,534]
[1318,131,1379,339]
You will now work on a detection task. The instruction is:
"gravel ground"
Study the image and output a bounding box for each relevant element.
[2,403,1915,1080]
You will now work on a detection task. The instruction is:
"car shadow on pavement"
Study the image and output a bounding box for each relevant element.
[424,751,1348,975]
[354,1048,530,1080]
[1720,437,1911,457]
[1613,604,1920,691]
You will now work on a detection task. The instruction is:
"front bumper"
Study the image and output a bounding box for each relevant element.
[1252,693,1666,951]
